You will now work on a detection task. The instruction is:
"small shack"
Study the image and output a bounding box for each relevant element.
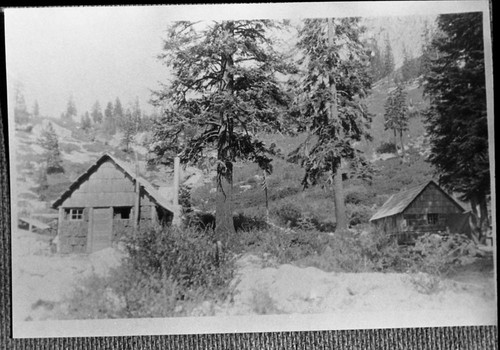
[52,153,180,253]
[18,217,51,233]
[369,180,470,243]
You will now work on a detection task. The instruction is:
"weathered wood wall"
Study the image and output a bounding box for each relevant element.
[59,208,89,253]
[373,184,467,241]
[404,184,463,215]
[58,160,160,252]
[61,161,137,208]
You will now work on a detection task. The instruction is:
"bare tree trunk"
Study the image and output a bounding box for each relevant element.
[263,170,269,223]
[215,163,235,245]
[399,129,406,162]
[469,195,483,243]
[328,18,348,232]
[478,195,490,229]
[215,42,236,247]
[333,164,347,230]
[133,151,140,233]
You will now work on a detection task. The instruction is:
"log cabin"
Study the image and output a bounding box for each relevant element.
[52,153,180,253]
[369,180,471,243]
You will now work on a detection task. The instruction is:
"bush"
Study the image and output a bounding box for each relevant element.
[359,229,413,272]
[409,233,478,276]
[296,230,369,272]
[271,202,302,227]
[344,186,370,205]
[233,213,268,232]
[376,142,397,154]
[124,225,234,292]
[346,204,374,226]
[64,225,235,319]
[268,186,301,201]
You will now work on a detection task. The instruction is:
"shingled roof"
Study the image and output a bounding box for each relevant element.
[52,153,174,212]
[369,180,464,222]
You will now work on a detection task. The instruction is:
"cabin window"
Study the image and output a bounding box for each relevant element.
[404,214,422,227]
[114,207,132,220]
[65,208,84,220]
[427,213,439,225]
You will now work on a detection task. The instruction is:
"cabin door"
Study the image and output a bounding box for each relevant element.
[91,207,113,252]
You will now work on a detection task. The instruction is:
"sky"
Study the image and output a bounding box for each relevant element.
[5,6,172,118]
[4,2,488,120]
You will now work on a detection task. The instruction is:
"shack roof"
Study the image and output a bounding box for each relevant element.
[52,153,174,213]
[18,217,50,230]
[369,180,464,222]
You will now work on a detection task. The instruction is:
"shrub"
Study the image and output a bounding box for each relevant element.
[238,227,339,267]
[271,202,302,227]
[296,230,369,272]
[64,263,187,319]
[344,186,370,205]
[124,225,234,293]
[233,213,268,232]
[268,186,301,201]
[409,233,478,276]
[64,225,236,319]
[359,229,413,272]
[346,204,374,226]
[376,142,397,154]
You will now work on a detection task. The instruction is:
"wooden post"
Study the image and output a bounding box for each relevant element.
[134,152,140,232]
[173,156,180,207]
[87,207,94,253]
[57,207,64,253]
[172,156,182,227]
[151,205,158,226]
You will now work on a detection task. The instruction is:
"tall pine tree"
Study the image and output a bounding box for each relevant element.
[150,20,292,241]
[290,17,372,231]
[423,12,490,239]
[38,122,64,174]
[103,101,116,134]
[383,35,395,81]
[384,84,409,161]
[91,100,103,124]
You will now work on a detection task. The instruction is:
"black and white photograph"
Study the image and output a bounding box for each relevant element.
[4,2,495,339]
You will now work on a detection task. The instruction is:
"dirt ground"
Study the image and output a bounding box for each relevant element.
[12,228,496,325]
[12,228,124,322]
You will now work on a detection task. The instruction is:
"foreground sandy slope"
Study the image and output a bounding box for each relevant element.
[12,229,496,326]
[214,254,496,324]
[12,229,124,322]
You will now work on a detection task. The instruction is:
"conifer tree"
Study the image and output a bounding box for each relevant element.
[383,35,395,81]
[63,96,77,121]
[91,100,103,124]
[14,84,30,124]
[113,97,124,121]
[290,17,372,231]
[150,20,292,240]
[384,84,409,161]
[423,12,490,239]
[103,101,116,134]
[81,112,92,132]
[38,122,64,174]
[120,109,136,153]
